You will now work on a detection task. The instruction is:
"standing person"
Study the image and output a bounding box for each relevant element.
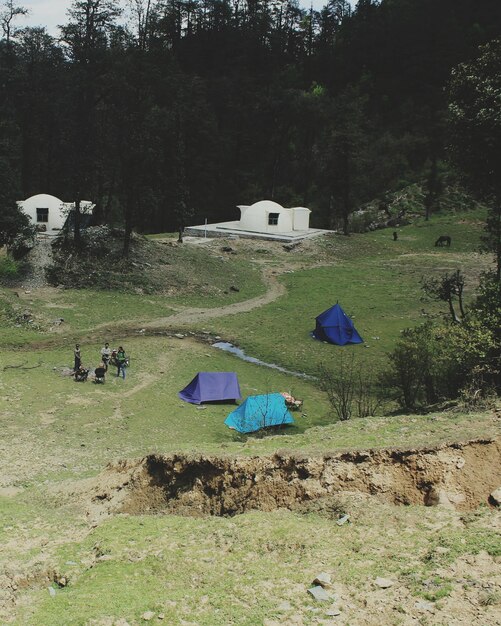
[74,344,81,372]
[116,346,127,380]
[101,342,111,371]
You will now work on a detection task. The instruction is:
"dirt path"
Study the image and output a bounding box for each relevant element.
[146,265,286,328]
[91,265,287,332]
[22,238,54,290]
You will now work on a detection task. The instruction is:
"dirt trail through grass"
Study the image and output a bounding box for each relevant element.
[90,264,287,332]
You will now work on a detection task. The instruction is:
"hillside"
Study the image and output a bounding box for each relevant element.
[0,211,500,625]
[33,227,265,300]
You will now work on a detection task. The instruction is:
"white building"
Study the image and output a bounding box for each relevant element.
[237,200,311,233]
[185,199,327,242]
[18,194,95,236]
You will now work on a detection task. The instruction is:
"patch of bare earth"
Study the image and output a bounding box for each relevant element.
[74,438,501,521]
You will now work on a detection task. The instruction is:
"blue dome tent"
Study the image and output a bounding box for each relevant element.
[225,393,295,433]
[312,303,363,346]
[179,372,241,404]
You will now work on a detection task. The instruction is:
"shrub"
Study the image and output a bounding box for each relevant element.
[0,256,29,282]
[384,314,499,411]
[318,354,382,420]
[0,257,20,277]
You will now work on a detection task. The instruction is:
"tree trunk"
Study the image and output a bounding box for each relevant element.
[122,192,134,258]
[74,196,82,248]
[448,297,460,324]
[495,202,501,283]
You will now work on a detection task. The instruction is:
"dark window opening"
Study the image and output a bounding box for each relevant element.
[268,213,279,225]
[36,208,49,223]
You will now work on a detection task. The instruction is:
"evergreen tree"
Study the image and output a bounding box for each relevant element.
[448,38,501,280]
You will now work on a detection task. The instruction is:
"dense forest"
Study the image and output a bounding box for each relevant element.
[0,0,500,236]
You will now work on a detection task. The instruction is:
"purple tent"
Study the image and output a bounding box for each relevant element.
[178,372,241,405]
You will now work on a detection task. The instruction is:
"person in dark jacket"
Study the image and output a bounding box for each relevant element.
[116,346,127,379]
[74,344,81,372]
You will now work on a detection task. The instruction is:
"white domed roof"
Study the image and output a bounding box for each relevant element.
[249,200,284,212]
[24,193,63,205]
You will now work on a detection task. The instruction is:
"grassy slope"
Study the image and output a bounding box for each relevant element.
[1,209,500,625]
[11,498,501,625]
[214,210,491,375]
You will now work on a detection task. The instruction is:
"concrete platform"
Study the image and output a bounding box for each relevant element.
[184,221,332,243]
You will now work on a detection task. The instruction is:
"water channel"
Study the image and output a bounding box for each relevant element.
[212,341,316,381]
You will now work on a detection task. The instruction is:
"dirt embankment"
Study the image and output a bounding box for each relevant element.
[81,438,501,520]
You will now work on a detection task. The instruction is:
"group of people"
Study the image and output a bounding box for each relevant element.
[73,342,129,382]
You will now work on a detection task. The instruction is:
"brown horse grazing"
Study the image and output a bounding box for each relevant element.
[435,235,451,247]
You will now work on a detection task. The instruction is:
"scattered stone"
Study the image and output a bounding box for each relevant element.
[229,285,240,292]
[48,586,56,597]
[158,615,165,621]
[196,406,207,410]
[313,573,333,589]
[221,246,234,252]
[278,601,292,611]
[489,487,501,506]
[424,488,456,508]
[308,586,331,601]
[174,333,185,339]
[374,577,394,589]
[325,609,341,617]
[141,611,155,621]
[282,243,300,251]
[414,600,435,613]
[456,457,466,469]
[65,561,78,566]
[336,514,350,526]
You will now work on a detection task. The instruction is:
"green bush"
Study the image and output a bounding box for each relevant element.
[0,256,23,280]
[384,288,500,411]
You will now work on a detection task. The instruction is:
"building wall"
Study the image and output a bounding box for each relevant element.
[239,200,295,232]
[292,208,311,230]
[18,194,66,235]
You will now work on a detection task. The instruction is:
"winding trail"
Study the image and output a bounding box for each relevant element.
[146,266,286,328]
[93,265,287,332]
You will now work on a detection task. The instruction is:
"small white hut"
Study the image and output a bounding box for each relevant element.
[237,200,311,233]
[18,194,95,236]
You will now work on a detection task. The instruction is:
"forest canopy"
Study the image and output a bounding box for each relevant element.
[1,0,500,235]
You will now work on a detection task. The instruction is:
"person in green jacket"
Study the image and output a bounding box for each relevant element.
[116,346,127,380]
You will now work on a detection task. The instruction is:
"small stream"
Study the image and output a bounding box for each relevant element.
[212,341,316,380]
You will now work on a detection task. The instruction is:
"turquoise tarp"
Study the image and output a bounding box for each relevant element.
[224,393,295,433]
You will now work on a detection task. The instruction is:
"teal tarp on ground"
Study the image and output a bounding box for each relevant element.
[224,393,295,433]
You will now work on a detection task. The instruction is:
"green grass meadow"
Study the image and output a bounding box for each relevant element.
[1,209,501,625]
[215,210,490,374]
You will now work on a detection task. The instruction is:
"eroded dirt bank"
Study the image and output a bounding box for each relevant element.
[83,437,501,519]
